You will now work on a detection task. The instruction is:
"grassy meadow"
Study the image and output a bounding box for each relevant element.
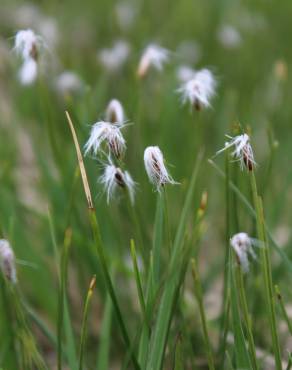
[0,0,292,369]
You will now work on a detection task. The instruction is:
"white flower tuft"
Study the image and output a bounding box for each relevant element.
[84,121,126,158]
[216,133,256,171]
[230,233,257,273]
[144,146,177,191]
[217,25,241,49]
[137,44,170,78]
[98,40,130,72]
[14,29,41,61]
[18,58,38,85]
[178,68,216,110]
[106,99,125,124]
[0,239,17,284]
[99,164,135,204]
[55,71,83,96]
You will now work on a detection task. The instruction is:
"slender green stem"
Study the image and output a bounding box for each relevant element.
[130,239,148,326]
[235,266,258,370]
[250,171,282,370]
[163,187,172,256]
[89,210,140,370]
[78,276,96,370]
[275,285,292,336]
[191,259,215,370]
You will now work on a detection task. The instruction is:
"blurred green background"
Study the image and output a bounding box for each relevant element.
[0,0,292,368]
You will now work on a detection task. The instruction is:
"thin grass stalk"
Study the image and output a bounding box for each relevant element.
[286,353,292,370]
[152,193,164,284]
[163,187,172,256]
[96,292,112,370]
[65,111,140,370]
[78,275,96,370]
[191,259,215,370]
[250,171,282,370]
[275,285,292,336]
[57,227,73,370]
[130,239,148,326]
[235,265,258,370]
[219,149,231,361]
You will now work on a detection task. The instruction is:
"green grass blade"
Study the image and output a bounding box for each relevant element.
[96,292,112,370]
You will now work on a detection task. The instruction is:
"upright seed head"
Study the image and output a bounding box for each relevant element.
[137,44,170,78]
[178,68,216,111]
[230,232,257,273]
[144,146,177,191]
[99,163,135,204]
[0,239,17,284]
[84,121,126,159]
[216,133,256,171]
[105,99,125,124]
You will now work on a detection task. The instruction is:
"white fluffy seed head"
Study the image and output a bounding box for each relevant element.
[217,24,241,49]
[0,239,17,284]
[137,44,170,78]
[14,29,40,61]
[84,121,126,158]
[18,58,38,85]
[178,68,216,110]
[216,133,256,171]
[99,164,135,204]
[98,40,130,72]
[230,232,257,273]
[106,99,125,124]
[144,146,177,191]
[55,71,83,95]
[176,65,196,83]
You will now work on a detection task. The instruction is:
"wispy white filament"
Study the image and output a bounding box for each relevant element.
[0,239,17,284]
[144,146,177,191]
[216,133,256,171]
[84,121,126,158]
[106,99,125,124]
[230,233,257,273]
[178,68,216,110]
[137,44,169,78]
[99,164,135,204]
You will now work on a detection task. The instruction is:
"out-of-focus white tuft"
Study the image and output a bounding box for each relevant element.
[84,121,126,158]
[176,65,196,83]
[99,163,135,204]
[55,71,84,96]
[217,25,241,49]
[106,99,125,124]
[216,133,256,171]
[230,232,257,273]
[98,40,130,72]
[137,44,170,78]
[144,146,177,191]
[178,68,216,110]
[115,1,138,30]
[18,58,38,85]
[14,29,40,60]
[0,239,17,284]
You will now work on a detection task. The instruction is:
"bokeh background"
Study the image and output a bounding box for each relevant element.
[0,0,292,369]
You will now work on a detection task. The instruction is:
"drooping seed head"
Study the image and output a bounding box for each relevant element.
[105,99,125,124]
[178,68,216,111]
[99,163,135,204]
[84,121,126,159]
[216,133,256,171]
[137,44,170,78]
[230,232,257,273]
[0,239,17,284]
[144,146,177,191]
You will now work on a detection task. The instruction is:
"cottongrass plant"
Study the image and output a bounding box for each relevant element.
[230,232,257,273]
[144,146,177,191]
[178,68,216,110]
[137,43,170,78]
[14,29,42,85]
[0,239,17,284]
